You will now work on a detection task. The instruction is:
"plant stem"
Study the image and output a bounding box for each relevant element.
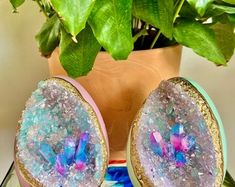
[150,30,161,49]
[174,0,180,9]
[150,0,185,49]
[141,35,146,48]
[133,24,148,42]
[173,0,185,22]
[35,0,49,18]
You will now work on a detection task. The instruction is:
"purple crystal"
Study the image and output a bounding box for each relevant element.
[150,131,163,144]
[181,135,196,152]
[166,143,175,161]
[150,131,166,157]
[55,154,67,176]
[75,132,89,171]
[151,123,197,167]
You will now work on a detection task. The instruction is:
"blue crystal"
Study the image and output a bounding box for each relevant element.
[38,142,56,166]
[186,135,196,151]
[175,151,187,167]
[171,123,184,136]
[75,132,89,170]
[151,144,164,157]
[63,138,76,165]
[55,153,68,176]
[166,143,175,161]
[105,166,133,187]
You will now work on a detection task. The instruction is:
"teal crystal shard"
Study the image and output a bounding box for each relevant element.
[38,142,56,165]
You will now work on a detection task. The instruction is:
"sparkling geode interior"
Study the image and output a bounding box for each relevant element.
[132,80,222,187]
[16,78,107,187]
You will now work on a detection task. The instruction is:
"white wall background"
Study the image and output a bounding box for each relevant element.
[0,1,48,181]
[0,0,234,182]
[180,48,235,178]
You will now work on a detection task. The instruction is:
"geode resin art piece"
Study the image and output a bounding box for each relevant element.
[127,77,227,187]
[14,76,109,187]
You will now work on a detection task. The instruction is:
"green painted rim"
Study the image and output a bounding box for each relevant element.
[126,131,142,187]
[185,78,227,179]
[126,77,227,186]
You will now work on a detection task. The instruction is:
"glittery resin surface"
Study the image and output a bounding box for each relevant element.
[16,78,107,187]
[133,80,219,187]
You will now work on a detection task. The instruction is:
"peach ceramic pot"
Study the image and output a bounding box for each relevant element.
[48,45,182,160]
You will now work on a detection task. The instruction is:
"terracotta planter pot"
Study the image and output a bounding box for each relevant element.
[48,45,182,160]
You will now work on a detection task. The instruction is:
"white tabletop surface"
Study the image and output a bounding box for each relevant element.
[0,0,234,183]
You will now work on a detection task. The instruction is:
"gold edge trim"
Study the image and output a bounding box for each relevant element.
[130,78,224,187]
[15,140,41,187]
[130,104,154,187]
[52,78,109,185]
[15,78,109,187]
[170,77,224,187]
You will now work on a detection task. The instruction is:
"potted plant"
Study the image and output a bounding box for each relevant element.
[10,0,235,160]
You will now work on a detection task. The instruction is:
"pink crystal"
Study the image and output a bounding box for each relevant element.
[75,160,86,171]
[181,135,196,152]
[170,134,182,151]
[150,131,163,144]
[150,131,167,156]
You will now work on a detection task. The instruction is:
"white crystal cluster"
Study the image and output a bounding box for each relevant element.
[17,80,105,187]
[136,81,217,187]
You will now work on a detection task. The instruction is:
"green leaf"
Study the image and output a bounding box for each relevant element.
[223,0,235,5]
[50,0,96,36]
[41,0,53,13]
[132,0,174,39]
[205,6,225,18]
[173,19,226,65]
[210,4,235,14]
[210,22,235,61]
[212,13,230,24]
[223,171,235,187]
[179,2,198,18]
[88,0,133,60]
[35,15,60,57]
[133,28,148,42]
[59,25,101,78]
[10,0,25,10]
[187,0,214,16]
[228,14,235,24]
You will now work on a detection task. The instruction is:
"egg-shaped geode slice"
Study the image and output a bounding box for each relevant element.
[127,77,227,187]
[14,76,109,187]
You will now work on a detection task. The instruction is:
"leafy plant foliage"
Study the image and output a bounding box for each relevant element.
[10,0,235,77]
